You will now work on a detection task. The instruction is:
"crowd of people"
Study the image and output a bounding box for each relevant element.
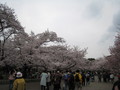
[40,70,85,90]
[8,69,92,90]
[97,71,115,83]
[8,69,120,90]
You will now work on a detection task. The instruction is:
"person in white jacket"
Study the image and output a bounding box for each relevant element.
[40,70,48,90]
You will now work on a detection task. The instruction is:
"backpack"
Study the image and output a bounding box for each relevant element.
[63,74,68,81]
[75,74,80,82]
[69,74,74,82]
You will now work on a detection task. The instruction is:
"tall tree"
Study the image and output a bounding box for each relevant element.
[0,3,24,61]
[108,32,120,72]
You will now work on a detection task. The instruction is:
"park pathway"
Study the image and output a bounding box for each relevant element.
[82,82,113,90]
[0,81,113,90]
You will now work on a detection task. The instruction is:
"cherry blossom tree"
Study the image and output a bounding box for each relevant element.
[107,32,120,73]
[90,57,109,71]
[6,30,87,71]
[0,3,88,76]
[25,31,87,71]
[0,3,24,61]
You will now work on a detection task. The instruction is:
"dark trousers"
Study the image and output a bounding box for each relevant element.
[47,82,51,90]
[69,83,75,90]
[9,80,14,90]
[41,85,46,90]
[54,84,60,90]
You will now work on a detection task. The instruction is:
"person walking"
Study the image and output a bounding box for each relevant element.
[53,71,62,90]
[97,72,102,82]
[40,70,48,90]
[68,71,75,90]
[63,71,70,90]
[74,70,82,90]
[110,73,114,83]
[81,72,86,86]
[46,71,51,90]
[86,72,90,85]
[12,72,26,90]
[112,75,120,90]
[8,69,16,90]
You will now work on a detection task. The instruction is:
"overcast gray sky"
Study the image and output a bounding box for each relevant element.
[1,0,120,58]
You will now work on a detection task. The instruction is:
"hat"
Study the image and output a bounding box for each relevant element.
[16,72,22,78]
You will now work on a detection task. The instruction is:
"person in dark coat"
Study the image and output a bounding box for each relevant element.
[112,75,120,90]
[68,71,75,90]
[53,71,62,90]
[81,72,86,86]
